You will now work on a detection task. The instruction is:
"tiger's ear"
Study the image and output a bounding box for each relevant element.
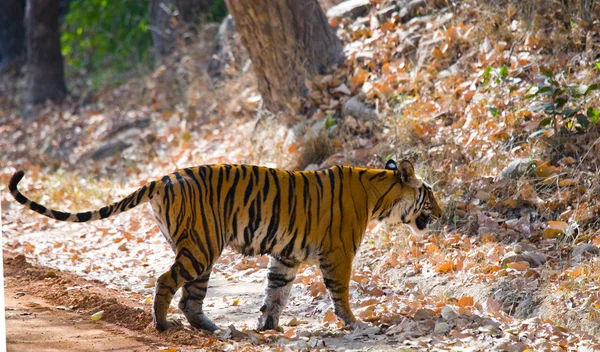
[398,159,416,184]
[385,159,398,170]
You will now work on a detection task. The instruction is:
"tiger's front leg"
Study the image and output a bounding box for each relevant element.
[319,257,357,327]
[257,256,299,331]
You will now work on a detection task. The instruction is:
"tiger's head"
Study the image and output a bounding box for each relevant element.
[382,159,442,235]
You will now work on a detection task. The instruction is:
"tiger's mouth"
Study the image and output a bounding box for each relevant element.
[415,213,430,231]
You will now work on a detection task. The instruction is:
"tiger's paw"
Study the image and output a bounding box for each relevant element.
[154,318,182,332]
[350,319,369,330]
[187,313,220,333]
[257,315,283,332]
[350,319,381,335]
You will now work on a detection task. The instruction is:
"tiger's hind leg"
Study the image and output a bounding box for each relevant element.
[153,263,190,331]
[257,256,299,331]
[179,271,220,332]
[153,247,215,331]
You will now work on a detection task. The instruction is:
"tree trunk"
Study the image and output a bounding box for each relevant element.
[0,0,26,71]
[225,0,344,112]
[25,0,67,104]
[150,0,212,63]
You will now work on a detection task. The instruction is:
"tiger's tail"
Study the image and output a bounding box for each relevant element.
[9,170,158,222]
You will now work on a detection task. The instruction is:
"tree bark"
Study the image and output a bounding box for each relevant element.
[150,0,213,63]
[0,0,26,71]
[25,0,67,104]
[225,0,344,112]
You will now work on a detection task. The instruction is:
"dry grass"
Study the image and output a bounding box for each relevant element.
[294,129,336,170]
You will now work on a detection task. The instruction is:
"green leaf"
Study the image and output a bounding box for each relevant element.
[562,108,579,117]
[489,105,499,118]
[538,86,553,95]
[576,114,589,128]
[584,84,599,96]
[587,107,600,123]
[540,66,553,78]
[499,65,509,79]
[596,62,600,70]
[325,115,337,128]
[529,102,552,112]
[539,117,553,127]
[524,85,539,99]
[555,96,568,109]
[552,87,563,97]
[528,130,546,139]
[483,67,492,85]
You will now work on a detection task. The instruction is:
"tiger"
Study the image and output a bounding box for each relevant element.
[9,159,442,333]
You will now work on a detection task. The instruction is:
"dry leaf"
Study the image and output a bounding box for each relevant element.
[457,296,474,307]
[506,261,530,271]
[323,310,337,323]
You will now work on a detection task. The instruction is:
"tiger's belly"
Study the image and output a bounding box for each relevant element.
[227,224,320,265]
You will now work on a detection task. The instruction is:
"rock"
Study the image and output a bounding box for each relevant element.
[501,251,547,268]
[310,118,327,135]
[495,158,539,182]
[493,338,526,352]
[343,115,359,130]
[434,322,450,334]
[571,244,600,260]
[342,95,378,121]
[304,164,319,171]
[441,306,458,320]
[413,308,435,321]
[307,337,324,347]
[326,0,370,19]
[332,83,352,95]
[90,139,132,161]
[475,190,491,202]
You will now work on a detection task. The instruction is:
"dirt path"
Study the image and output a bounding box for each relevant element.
[5,285,155,352]
[2,254,233,352]
[2,253,403,351]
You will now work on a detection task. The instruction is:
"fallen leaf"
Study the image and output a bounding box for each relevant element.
[506,261,530,271]
[457,296,474,307]
[90,310,104,321]
[543,220,568,238]
[323,310,337,323]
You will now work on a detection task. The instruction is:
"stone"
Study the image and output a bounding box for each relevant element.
[571,244,599,260]
[342,95,378,121]
[501,251,547,268]
[434,322,450,334]
[326,0,370,19]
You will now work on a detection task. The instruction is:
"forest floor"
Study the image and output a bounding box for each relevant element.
[2,0,600,351]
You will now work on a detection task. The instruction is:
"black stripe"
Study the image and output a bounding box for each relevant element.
[135,185,147,205]
[244,173,255,205]
[76,212,92,222]
[51,210,70,221]
[148,180,157,199]
[185,169,212,264]
[99,206,112,219]
[179,248,204,277]
[30,202,46,214]
[369,171,387,181]
[177,261,194,281]
[15,193,28,205]
[372,183,396,215]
